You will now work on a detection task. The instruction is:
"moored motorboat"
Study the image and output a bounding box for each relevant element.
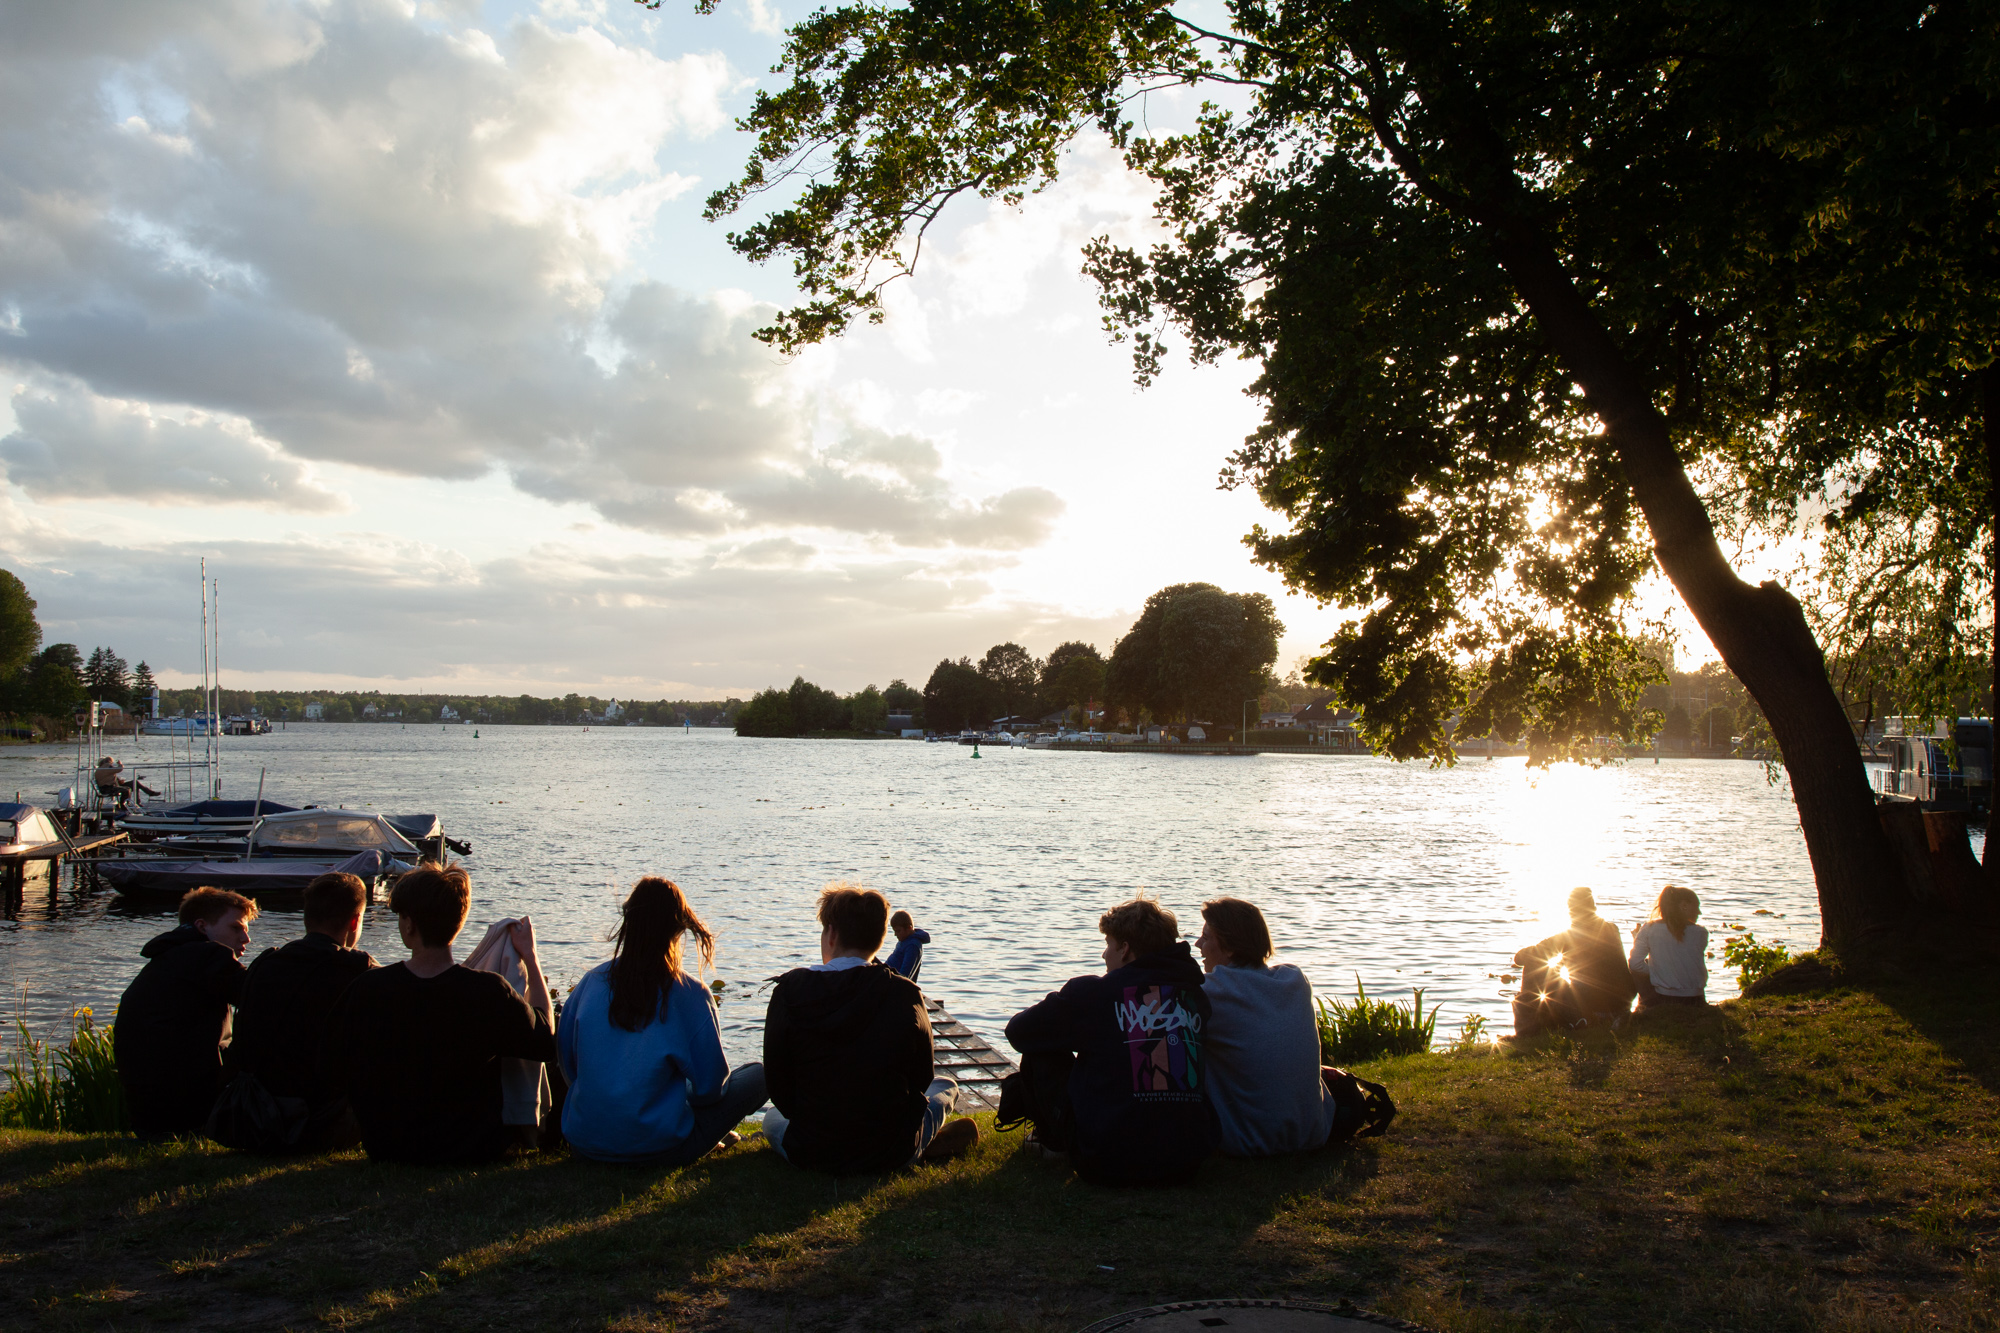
[119,799,302,841]
[94,847,404,898]
[98,809,427,899]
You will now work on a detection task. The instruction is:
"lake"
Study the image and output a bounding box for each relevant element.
[2,726,1837,1062]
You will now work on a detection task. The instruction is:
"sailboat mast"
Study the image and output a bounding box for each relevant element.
[212,576,222,798]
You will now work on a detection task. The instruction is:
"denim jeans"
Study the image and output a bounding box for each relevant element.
[763,1074,958,1165]
[648,1062,769,1168]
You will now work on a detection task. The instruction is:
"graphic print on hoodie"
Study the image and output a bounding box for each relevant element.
[1118,983,1204,1099]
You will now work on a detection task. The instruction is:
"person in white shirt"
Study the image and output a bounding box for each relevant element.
[1628,885,1708,1008]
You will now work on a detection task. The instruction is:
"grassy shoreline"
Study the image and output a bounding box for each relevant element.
[4,963,1995,1332]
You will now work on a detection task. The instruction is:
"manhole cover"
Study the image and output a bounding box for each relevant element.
[1077,1299,1435,1333]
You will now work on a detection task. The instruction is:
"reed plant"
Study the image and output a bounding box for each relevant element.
[1,1007,128,1133]
[1316,975,1437,1064]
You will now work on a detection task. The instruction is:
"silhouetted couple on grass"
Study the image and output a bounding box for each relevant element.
[1510,885,1710,1038]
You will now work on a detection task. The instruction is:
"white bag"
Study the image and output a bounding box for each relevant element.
[462,918,552,1129]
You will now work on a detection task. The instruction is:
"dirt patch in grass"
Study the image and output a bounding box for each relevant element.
[2,968,1995,1332]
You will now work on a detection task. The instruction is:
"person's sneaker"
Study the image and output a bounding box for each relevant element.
[920,1117,980,1165]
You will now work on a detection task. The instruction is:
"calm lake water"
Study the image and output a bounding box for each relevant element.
[3,727,1843,1062]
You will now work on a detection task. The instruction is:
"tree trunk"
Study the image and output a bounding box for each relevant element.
[1982,364,2000,896]
[1479,230,1901,951]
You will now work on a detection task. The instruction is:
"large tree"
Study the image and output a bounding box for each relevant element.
[695,0,2000,949]
[85,647,131,709]
[1106,583,1282,729]
[978,641,1043,721]
[1042,640,1107,723]
[923,657,993,732]
[0,570,40,680]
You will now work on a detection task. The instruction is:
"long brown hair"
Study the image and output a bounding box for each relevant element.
[1649,885,1701,943]
[608,877,716,1032]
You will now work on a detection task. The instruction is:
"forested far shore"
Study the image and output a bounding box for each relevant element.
[148,689,746,728]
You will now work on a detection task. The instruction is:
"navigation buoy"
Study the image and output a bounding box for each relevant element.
[971,743,982,758]
[474,730,480,738]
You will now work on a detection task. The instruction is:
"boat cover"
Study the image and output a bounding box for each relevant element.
[97,848,398,896]
[0,803,61,849]
[383,813,441,842]
[120,799,304,831]
[249,810,421,857]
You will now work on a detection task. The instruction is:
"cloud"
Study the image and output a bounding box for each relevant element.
[0,375,343,510]
[0,0,1041,552]
[0,511,1127,696]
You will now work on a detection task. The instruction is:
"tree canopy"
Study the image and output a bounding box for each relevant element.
[1106,582,1281,728]
[736,675,854,736]
[699,0,2000,945]
[978,641,1042,720]
[922,656,992,732]
[1042,640,1107,722]
[0,571,40,680]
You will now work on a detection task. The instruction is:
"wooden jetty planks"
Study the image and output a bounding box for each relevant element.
[0,832,128,865]
[926,997,1016,1112]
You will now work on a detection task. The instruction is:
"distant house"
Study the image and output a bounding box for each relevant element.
[361,703,379,719]
[439,705,460,721]
[1292,696,1363,749]
[1291,696,1346,726]
[603,699,624,721]
[304,701,324,721]
[1260,711,1295,728]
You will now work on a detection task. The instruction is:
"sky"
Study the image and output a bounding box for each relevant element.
[0,0,1719,700]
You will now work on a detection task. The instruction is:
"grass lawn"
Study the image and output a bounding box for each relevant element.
[3,963,1996,1332]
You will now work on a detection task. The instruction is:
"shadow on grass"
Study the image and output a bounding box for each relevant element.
[2,1122,1394,1333]
[1866,958,2000,1096]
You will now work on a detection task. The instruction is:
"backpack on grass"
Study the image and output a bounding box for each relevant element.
[1322,1067,1396,1142]
[994,1048,1075,1151]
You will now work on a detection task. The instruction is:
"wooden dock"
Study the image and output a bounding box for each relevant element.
[0,831,128,867]
[927,997,1016,1111]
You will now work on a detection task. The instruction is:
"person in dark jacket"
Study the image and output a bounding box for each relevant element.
[762,884,978,1171]
[1005,895,1218,1186]
[1509,887,1636,1037]
[328,861,557,1165]
[113,887,258,1138]
[224,871,376,1152]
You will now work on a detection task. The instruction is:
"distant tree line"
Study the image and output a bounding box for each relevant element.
[145,689,748,728]
[736,678,923,738]
[740,582,1287,739]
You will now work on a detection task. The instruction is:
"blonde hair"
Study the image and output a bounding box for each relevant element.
[1649,885,1701,942]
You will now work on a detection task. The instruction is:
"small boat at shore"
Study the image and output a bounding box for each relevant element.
[119,798,301,840]
[96,809,428,899]
[94,847,405,899]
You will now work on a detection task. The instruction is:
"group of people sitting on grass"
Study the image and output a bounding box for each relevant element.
[1507,885,1710,1038]
[111,864,1370,1185]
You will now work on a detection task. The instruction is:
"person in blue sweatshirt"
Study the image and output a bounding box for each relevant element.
[883,910,929,981]
[557,877,767,1164]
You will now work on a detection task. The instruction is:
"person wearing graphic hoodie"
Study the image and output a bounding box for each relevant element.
[762,884,979,1172]
[114,887,258,1138]
[1005,895,1219,1186]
